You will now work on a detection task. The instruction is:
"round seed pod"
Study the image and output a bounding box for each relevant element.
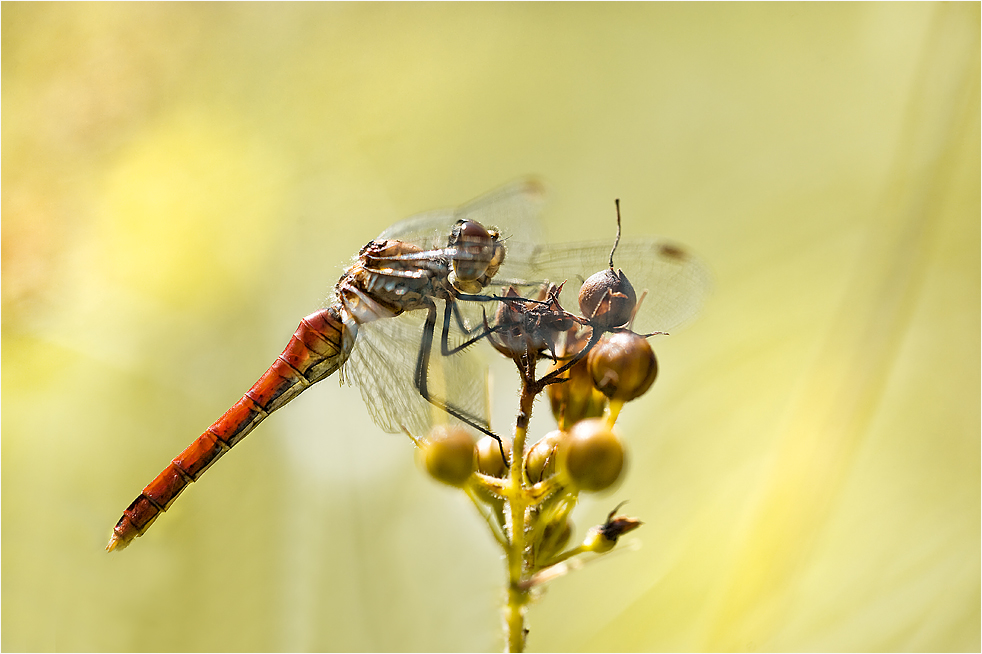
[475,435,512,478]
[556,419,625,493]
[421,426,476,487]
[524,430,565,483]
[577,268,637,329]
[587,331,658,402]
[539,518,574,561]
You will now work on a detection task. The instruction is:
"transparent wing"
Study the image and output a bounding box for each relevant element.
[453,177,547,245]
[376,177,547,248]
[338,180,709,441]
[374,209,456,251]
[343,304,491,439]
[370,177,549,333]
[497,239,712,335]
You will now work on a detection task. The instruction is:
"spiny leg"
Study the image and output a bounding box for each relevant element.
[414,302,509,462]
[440,298,508,356]
[535,326,604,389]
[442,288,555,356]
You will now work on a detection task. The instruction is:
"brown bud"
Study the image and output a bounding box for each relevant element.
[578,268,637,329]
[488,287,536,357]
[587,331,657,402]
[557,419,625,493]
[547,354,608,430]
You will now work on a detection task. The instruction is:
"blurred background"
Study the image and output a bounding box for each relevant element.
[2,3,978,651]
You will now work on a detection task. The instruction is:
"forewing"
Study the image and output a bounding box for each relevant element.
[497,239,712,335]
[375,208,457,251]
[376,178,547,248]
[452,177,547,245]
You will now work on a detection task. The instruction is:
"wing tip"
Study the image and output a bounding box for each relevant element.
[507,175,548,206]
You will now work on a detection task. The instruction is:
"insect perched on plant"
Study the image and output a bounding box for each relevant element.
[107,179,709,652]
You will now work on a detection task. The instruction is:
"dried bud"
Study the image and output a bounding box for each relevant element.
[557,419,625,492]
[524,430,564,483]
[583,517,642,553]
[489,285,571,359]
[587,331,658,402]
[421,426,476,487]
[584,504,643,553]
[600,514,643,542]
[489,287,536,357]
[475,435,512,478]
[578,268,637,329]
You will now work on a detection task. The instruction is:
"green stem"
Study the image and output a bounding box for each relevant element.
[505,583,527,653]
[503,381,537,652]
[540,544,587,569]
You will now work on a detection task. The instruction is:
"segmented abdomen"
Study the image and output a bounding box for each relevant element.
[107,305,353,551]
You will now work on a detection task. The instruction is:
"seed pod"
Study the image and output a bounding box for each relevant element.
[583,505,643,553]
[524,430,564,483]
[475,435,512,478]
[539,518,574,561]
[578,268,637,329]
[421,426,476,487]
[556,419,625,493]
[587,331,658,402]
[547,354,608,430]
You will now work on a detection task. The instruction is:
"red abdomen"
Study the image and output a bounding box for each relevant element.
[107,305,353,551]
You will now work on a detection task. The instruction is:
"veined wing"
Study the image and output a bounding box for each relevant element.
[376,178,547,248]
[342,305,491,439]
[497,239,712,336]
[365,178,548,332]
[374,180,709,334]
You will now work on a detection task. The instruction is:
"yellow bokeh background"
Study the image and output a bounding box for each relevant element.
[3,3,978,651]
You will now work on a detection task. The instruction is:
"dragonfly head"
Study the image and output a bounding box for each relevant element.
[448,219,504,294]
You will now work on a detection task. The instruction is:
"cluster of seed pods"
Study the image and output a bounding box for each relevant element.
[415,238,656,576]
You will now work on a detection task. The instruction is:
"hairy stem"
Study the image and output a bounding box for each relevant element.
[503,381,537,652]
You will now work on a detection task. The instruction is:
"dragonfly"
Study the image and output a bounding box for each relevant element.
[107,179,710,552]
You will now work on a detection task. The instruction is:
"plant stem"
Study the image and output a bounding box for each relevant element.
[505,582,527,653]
[503,381,537,652]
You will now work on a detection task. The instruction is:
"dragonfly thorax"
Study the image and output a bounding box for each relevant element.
[337,239,444,324]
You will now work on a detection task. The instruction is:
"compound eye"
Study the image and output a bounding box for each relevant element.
[451,219,495,285]
[455,219,492,244]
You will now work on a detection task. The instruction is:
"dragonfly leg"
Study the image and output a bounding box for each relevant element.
[439,299,506,356]
[456,291,550,307]
[442,288,556,356]
[414,302,508,462]
[536,326,603,388]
